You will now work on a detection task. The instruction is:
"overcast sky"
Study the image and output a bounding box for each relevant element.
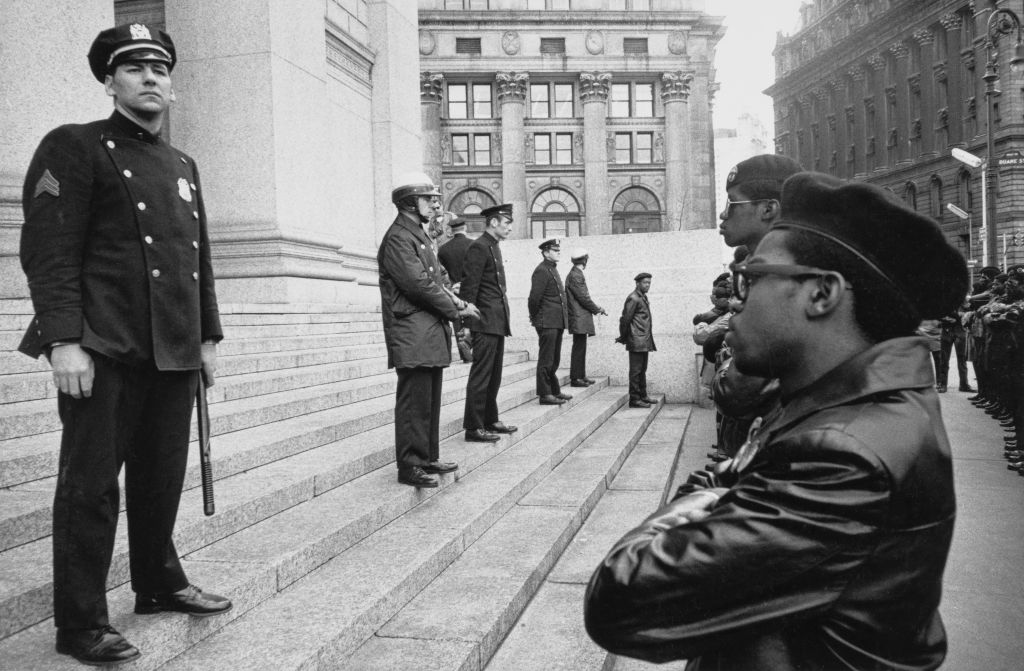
[711,0,807,133]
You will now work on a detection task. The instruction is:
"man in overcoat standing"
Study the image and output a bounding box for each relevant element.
[378,172,480,487]
[18,24,231,665]
[617,273,656,408]
[460,204,518,442]
[437,213,474,363]
[529,239,572,405]
[566,248,607,387]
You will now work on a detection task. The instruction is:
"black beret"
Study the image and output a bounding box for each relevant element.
[772,172,969,319]
[88,23,176,82]
[713,272,731,287]
[634,272,652,282]
[726,154,803,195]
[481,203,513,220]
[539,238,560,252]
[979,265,1002,279]
[994,273,1009,282]
[1007,265,1024,282]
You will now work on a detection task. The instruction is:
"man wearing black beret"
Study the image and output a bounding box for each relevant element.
[616,272,656,408]
[587,172,968,670]
[18,23,232,666]
[529,239,571,405]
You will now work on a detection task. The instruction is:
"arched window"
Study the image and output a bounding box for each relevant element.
[958,170,973,213]
[447,188,497,235]
[904,181,917,210]
[612,187,662,234]
[530,188,581,238]
[929,175,943,219]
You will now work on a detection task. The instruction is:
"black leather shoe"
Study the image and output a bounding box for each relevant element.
[967,394,983,402]
[398,466,439,488]
[56,626,140,666]
[583,378,596,385]
[935,384,947,393]
[570,379,589,387]
[486,422,518,434]
[421,460,458,474]
[629,400,651,408]
[640,396,656,404]
[465,428,500,442]
[556,392,573,401]
[539,395,566,405]
[1008,461,1023,471]
[135,584,232,617]
[959,385,975,392]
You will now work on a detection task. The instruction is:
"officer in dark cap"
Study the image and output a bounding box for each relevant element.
[18,23,230,666]
[437,212,471,287]
[587,172,968,671]
[460,204,517,441]
[616,272,657,407]
[529,238,572,405]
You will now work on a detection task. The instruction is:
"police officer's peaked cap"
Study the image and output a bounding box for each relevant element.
[88,23,176,82]
[726,154,802,195]
[634,272,652,282]
[391,171,440,205]
[481,203,513,220]
[447,213,466,229]
[772,171,969,320]
[539,239,560,252]
[570,247,589,261]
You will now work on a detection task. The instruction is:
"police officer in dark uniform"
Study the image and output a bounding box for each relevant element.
[18,24,231,666]
[460,204,518,441]
[529,239,571,405]
[437,214,473,286]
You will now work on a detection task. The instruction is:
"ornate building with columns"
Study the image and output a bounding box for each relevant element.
[767,0,1024,271]
[418,1,724,240]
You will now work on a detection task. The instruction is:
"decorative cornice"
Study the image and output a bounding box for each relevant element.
[660,70,694,102]
[496,71,529,102]
[579,71,613,103]
[420,72,444,104]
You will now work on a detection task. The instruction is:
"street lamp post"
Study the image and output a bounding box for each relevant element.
[952,147,986,264]
[982,6,1024,267]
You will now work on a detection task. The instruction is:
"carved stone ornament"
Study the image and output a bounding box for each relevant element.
[847,144,856,162]
[934,62,947,82]
[574,133,583,164]
[845,105,855,123]
[864,96,875,114]
[668,31,687,55]
[935,107,949,128]
[912,28,935,45]
[441,135,451,164]
[585,30,605,55]
[502,31,520,56]
[661,71,693,102]
[911,118,922,138]
[493,134,502,163]
[420,72,444,104]
[419,31,436,56]
[908,74,921,94]
[961,50,975,69]
[889,42,909,59]
[827,114,837,131]
[965,96,977,119]
[654,132,664,162]
[579,72,613,102]
[866,136,876,155]
[496,71,529,102]
[939,12,962,32]
[868,54,886,71]
[607,132,617,162]
[885,85,897,103]
[887,127,898,148]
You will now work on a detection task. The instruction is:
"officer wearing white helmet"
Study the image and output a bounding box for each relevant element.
[566,248,607,387]
[377,172,480,488]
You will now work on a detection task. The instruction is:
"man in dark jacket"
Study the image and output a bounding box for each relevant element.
[437,214,472,286]
[459,204,517,442]
[566,248,607,387]
[529,239,571,405]
[18,24,231,666]
[586,172,968,671]
[617,273,656,408]
[378,173,480,487]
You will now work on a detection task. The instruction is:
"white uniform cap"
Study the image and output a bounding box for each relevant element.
[570,248,589,261]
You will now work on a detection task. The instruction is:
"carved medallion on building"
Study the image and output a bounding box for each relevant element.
[419,31,435,55]
[585,30,604,55]
[668,31,687,55]
[502,31,520,55]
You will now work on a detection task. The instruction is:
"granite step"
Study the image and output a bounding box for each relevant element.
[346,398,664,671]
[218,310,381,326]
[0,385,619,669]
[221,319,381,339]
[215,329,384,356]
[0,369,578,635]
[217,303,380,315]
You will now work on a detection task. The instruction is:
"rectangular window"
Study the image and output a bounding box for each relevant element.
[526,0,545,8]
[474,134,491,166]
[555,133,573,164]
[448,84,467,119]
[615,133,632,163]
[531,84,550,118]
[535,134,551,165]
[635,132,653,164]
[473,84,492,118]
[634,83,654,117]
[452,134,469,166]
[611,84,630,117]
[624,38,648,54]
[553,84,574,117]
[540,38,566,54]
[455,38,481,54]
[469,0,489,7]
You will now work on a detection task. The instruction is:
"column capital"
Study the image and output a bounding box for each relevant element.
[867,54,886,71]
[579,71,613,103]
[939,12,962,32]
[496,71,529,102]
[912,28,935,46]
[660,70,694,102]
[420,72,444,104]
[889,42,910,59]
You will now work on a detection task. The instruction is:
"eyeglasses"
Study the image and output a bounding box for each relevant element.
[732,263,852,302]
[722,197,774,218]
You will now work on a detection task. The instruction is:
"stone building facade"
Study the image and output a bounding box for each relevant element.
[418,0,725,240]
[767,0,1024,271]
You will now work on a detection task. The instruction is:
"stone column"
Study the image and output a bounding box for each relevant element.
[496,72,529,239]
[661,71,693,231]
[0,0,112,298]
[913,28,937,157]
[867,54,887,173]
[687,73,715,230]
[580,72,612,236]
[849,66,868,178]
[421,72,445,189]
[890,42,911,164]
[940,12,964,145]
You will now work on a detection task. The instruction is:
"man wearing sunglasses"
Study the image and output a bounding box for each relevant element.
[587,172,968,671]
[718,154,802,250]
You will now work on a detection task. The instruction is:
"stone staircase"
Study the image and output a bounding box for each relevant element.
[0,300,697,670]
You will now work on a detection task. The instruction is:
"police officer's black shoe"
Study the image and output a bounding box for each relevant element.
[539,395,566,405]
[421,460,458,474]
[570,379,589,387]
[398,466,439,488]
[556,392,573,401]
[583,378,597,385]
[465,428,500,442]
[935,384,947,393]
[629,400,651,408]
[56,626,140,666]
[135,584,232,617]
[486,422,518,434]
[640,396,656,404]
[959,385,975,392]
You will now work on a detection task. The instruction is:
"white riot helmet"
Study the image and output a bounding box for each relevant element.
[391,171,441,212]
[570,247,589,262]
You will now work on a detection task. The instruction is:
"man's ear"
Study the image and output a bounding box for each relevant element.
[169,88,177,103]
[805,273,846,318]
[759,199,780,221]
[104,74,116,98]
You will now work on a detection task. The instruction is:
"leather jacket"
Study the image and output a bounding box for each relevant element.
[618,289,656,352]
[585,337,954,670]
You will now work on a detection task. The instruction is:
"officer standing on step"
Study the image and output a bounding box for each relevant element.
[17,23,232,666]
[566,248,607,388]
[530,239,572,405]
[378,172,480,488]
